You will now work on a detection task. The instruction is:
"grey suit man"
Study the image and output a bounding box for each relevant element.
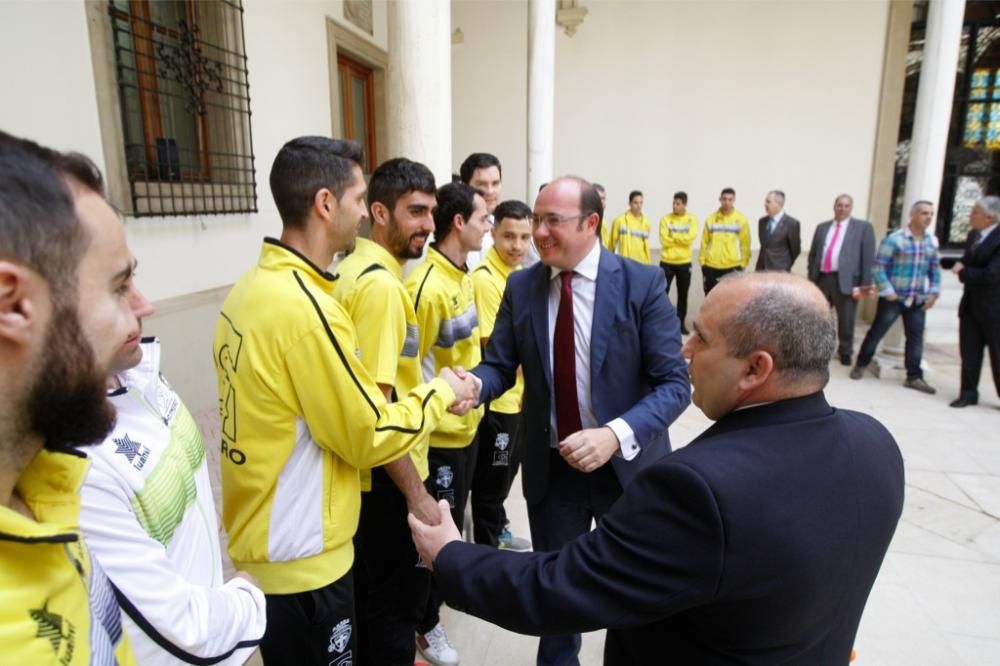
[756,190,801,272]
[807,193,876,365]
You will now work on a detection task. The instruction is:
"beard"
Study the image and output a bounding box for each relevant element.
[27,296,116,452]
[388,217,429,260]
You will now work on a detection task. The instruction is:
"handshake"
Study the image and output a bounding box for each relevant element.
[437,366,480,415]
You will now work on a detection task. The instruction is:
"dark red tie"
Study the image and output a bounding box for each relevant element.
[554,271,582,441]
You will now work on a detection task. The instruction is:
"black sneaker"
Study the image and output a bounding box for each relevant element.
[903,377,936,394]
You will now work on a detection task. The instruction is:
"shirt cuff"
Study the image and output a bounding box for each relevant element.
[606,418,639,461]
[470,373,484,406]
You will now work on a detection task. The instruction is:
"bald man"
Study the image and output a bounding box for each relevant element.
[413,273,904,666]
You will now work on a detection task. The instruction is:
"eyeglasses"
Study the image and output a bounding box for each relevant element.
[484,214,495,227]
[531,213,586,229]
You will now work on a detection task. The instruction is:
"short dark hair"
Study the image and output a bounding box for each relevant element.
[459,153,502,184]
[368,158,436,215]
[628,190,643,202]
[721,187,736,197]
[673,191,688,204]
[433,182,479,241]
[493,200,532,227]
[0,131,94,294]
[592,183,606,193]
[269,136,363,228]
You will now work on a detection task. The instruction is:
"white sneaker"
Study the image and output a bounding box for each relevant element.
[417,623,459,666]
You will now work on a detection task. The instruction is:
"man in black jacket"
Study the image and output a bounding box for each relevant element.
[411,272,904,666]
[951,195,1000,407]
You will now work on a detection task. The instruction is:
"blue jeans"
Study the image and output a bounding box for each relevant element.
[855,297,926,379]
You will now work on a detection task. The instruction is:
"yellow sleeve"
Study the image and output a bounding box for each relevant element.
[409,270,440,376]
[472,267,501,341]
[641,216,651,263]
[680,215,699,244]
[740,216,751,268]
[659,216,673,249]
[699,216,711,266]
[609,215,623,254]
[284,309,455,470]
[346,272,406,387]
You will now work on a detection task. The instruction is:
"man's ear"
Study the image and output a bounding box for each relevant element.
[738,350,775,391]
[370,201,390,228]
[0,262,42,347]
[452,213,466,233]
[313,188,336,222]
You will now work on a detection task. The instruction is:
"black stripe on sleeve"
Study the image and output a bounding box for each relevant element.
[293,271,441,436]
[412,264,435,311]
[110,583,261,665]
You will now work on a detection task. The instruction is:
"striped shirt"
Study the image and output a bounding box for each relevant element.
[873,226,941,304]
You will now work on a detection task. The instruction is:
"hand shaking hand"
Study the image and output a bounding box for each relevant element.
[439,366,479,415]
[408,499,461,571]
[559,426,619,473]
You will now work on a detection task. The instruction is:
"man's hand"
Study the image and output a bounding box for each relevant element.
[559,426,619,472]
[231,570,260,587]
[952,261,965,275]
[922,294,938,311]
[439,367,478,406]
[408,489,441,526]
[408,499,461,571]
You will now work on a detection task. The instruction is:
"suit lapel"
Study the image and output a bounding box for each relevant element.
[838,218,857,264]
[531,265,553,391]
[590,248,622,378]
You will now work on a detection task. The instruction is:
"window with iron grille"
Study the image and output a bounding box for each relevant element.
[108,0,257,216]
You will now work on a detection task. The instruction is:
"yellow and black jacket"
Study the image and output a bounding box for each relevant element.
[405,245,484,448]
[334,238,428,489]
[658,213,699,265]
[213,238,456,594]
[609,211,652,264]
[700,210,751,269]
[472,247,524,415]
[1,449,135,665]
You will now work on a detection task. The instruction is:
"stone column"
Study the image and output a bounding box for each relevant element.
[876,0,965,377]
[527,0,555,201]
[386,0,452,187]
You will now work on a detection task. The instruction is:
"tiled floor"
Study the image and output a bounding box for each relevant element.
[197,271,1000,665]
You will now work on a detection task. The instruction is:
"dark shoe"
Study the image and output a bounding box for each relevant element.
[849,365,865,380]
[903,377,936,394]
[949,396,978,408]
[839,354,852,366]
[680,326,691,335]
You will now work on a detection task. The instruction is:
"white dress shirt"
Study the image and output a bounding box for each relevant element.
[822,218,850,273]
[547,240,638,459]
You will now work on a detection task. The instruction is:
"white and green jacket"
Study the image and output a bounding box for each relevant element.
[79,338,266,665]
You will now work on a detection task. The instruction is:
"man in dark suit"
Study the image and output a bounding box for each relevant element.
[755,189,801,272]
[808,193,877,364]
[457,176,691,665]
[951,195,1000,407]
[412,272,904,666]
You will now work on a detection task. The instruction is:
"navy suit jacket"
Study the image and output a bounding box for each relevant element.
[434,392,905,665]
[471,246,690,504]
[958,227,1000,322]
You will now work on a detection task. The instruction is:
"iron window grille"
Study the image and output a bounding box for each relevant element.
[108,0,257,216]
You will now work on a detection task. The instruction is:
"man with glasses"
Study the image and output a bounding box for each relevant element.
[459,177,691,666]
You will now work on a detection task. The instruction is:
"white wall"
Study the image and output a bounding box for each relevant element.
[451,0,529,202]
[452,0,892,268]
[0,0,388,303]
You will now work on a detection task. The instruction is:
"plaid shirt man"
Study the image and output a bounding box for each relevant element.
[873,226,941,306]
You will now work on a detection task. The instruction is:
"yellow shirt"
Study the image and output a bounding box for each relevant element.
[700,209,751,269]
[1,450,136,665]
[405,246,484,449]
[213,238,455,593]
[659,213,699,265]
[609,211,652,263]
[334,238,428,490]
[472,246,525,414]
